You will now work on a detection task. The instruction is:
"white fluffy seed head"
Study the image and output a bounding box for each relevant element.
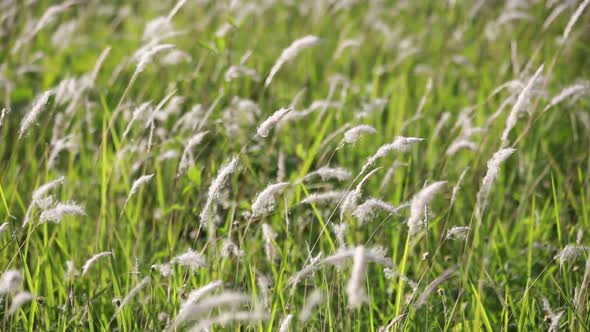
[361,137,423,174]
[200,156,239,225]
[39,201,86,224]
[0,270,22,294]
[221,239,244,258]
[125,174,154,204]
[352,198,398,225]
[82,252,112,276]
[8,291,34,316]
[446,226,471,240]
[501,65,544,146]
[32,176,65,202]
[251,182,290,218]
[278,314,293,332]
[407,181,447,237]
[171,248,207,271]
[257,107,291,138]
[475,148,516,219]
[554,245,588,267]
[304,166,352,182]
[300,191,347,205]
[265,35,320,87]
[340,125,377,147]
[346,246,368,309]
[298,289,323,322]
[19,89,54,139]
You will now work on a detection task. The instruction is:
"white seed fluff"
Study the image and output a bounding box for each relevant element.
[200,156,239,225]
[475,148,516,219]
[346,246,368,308]
[251,182,290,218]
[39,202,86,224]
[407,181,447,236]
[171,248,207,271]
[82,252,112,276]
[361,137,423,174]
[257,107,291,138]
[0,270,22,294]
[265,35,320,87]
[18,89,54,139]
[8,291,34,316]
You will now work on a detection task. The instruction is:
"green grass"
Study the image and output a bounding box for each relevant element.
[1,0,590,331]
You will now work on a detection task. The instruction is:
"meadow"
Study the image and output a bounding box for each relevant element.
[1,0,590,331]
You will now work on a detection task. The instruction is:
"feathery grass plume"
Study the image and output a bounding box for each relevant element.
[47,135,78,169]
[257,273,271,308]
[124,173,154,208]
[319,123,351,150]
[378,314,406,332]
[265,35,320,87]
[134,43,176,74]
[303,166,351,182]
[32,176,65,203]
[446,139,477,156]
[450,168,469,206]
[415,265,458,308]
[541,297,565,332]
[544,81,590,111]
[39,201,85,224]
[554,244,588,267]
[251,182,290,218]
[0,270,22,294]
[171,248,206,271]
[475,148,516,219]
[332,223,347,249]
[300,191,347,205]
[262,223,278,261]
[278,314,293,332]
[123,102,152,138]
[277,150,286,181]
[65,260,79,280]
[500,65,544,146]
[151,263,173,277]
[0,107,7,130]
[334,37,362,58]
[82,252,112,276]
[562,0,590,42]
[18,89,54,139]
[361,137,423,174]
[288,252,323,287]
[445,226,471,240]
[352,198,398,225]
[178,131,208,176]
[187,310,269,332]
[224,65,260,82]
[181,281,223,313]
[407,181,447,237]
[200,156,239,225]
[323,247,393,267]
[114,277,150,316]
[337,124,377,148]
[0,222,10,236]
[221,238,245,258]
[347,246,368,308]
[8,291,34,316]
[257,107,291,138]
[298,289,323,322]
[173,291,251,328]
[340,167,381,221]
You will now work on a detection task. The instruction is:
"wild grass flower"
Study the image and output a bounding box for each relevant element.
[82,252,112,276]
[554,244,588,267]
[39,201,86,224]
[338,125,377,149]
[171,248,206,271]
[501,65,544,146]
[200,156,239,225]
[265,35,320,87]
[445,226,471,240]
[544,81,590,111]
[178,131,208,175]
[278,314,293,332]
[151,263,173,277]
[352,198,398,225]
[340,168,381,221]
[303,166,352,182]
[18,89,54,139]
[251,182,290,218]
[298,289,323,322]
[187,310,268,332]
[300,191,347,205]
[408,181,447,236]
[475,148,516,219]
[8,291,34,316]
[221,238,245,258]
[346,246,368,308]
[115,277,150,314]
[415,265,458,308]
[0,270,22,294]
[332,223,347,249]
[262,223,278,261]
[124,173,154,208]
[257,107,291,138]
[561,0,590,42]
[361,137,423,174]
[65,261,79,280]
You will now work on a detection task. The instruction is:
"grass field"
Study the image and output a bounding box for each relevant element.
[1,0,590,331]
